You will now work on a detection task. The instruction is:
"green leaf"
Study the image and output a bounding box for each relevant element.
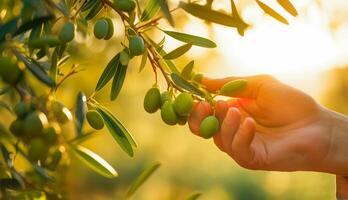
[138,48,148,72]
[256,0,289,25]
[181,60,194,79]
[69,131,98,144]
[179,2,247,30]
[185,192,202,200]
[277,0,298,17]
[110,63,128,101]
[230,0,248,36]
[141,0,161,21]
[0,178,21,190]
[163,43,192,60]
[163,30,216,48]
[50,49,58,83]
[75,91,87,136]
[71,145,118,178]
[95,54,119,92]
[81,0,99,12]
[85,0,103,20]
[126,162,161,197]
[91,103,137,157]
[0,143,12,168]
[14,51,55,87]
[170,73,205,97]
[158,0,174,26]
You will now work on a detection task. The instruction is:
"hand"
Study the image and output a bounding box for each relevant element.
[188,75,348,175]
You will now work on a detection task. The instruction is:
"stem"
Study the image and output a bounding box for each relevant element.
[101,0,130,22]
[136,7,180,30]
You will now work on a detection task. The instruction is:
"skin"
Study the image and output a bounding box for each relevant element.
[188,75,348,197]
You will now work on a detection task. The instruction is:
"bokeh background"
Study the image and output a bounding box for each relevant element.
[2,0,348,199]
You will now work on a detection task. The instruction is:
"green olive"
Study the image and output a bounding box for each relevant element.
[103,18,114,40]
[58,22,75,43]
[160,91,170,106]
[43,122,61,144]
[24,111,48,137]
[28,35,60,48]
[9,119,25,137]
[199,116,219,139]
[129,36,145,56]
[192,73,203,83]
[28,138,49,162]
[160,101,178,126]
[14,101,34,118]
[51,101,72,124]
[219,79,247,96]
[177,115,187,126]
[114,0,136,12]
[86,110,104,130]
[119,50,129,66]
[143,87,161,113]
[173,92,193,117]
[45,148,63,171]
[0,57,23,85]
[94,19,109,39]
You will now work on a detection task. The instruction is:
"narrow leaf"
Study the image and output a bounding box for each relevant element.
[230,0,248,36]
[256,0,289,25]
[186,192,202,200]
[110,63,128,101]
[95,54,119,92]
[81,0,99,12]
[76,91,87,135]
[139,48,148,73]
[170,73,205,97]
[163,30,216,48]
[141,0,161,21]
[50,49,58,83]
[158,0,174,26]
[0,143,12,168]
[277,0,298,17]
[179,2,247,30]
[163,43,192,60]
[85,0,103,20]
[126,162,161,197]
[71,145,118,178]
[91,103,136,157]
[181,61,194,80]
[14,51,55,87]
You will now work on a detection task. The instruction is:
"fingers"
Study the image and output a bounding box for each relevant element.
[231,117,257,169]
[220,108,242,156]
[188,101,212,136]
[213,100,229,152]
[202,75,275,99]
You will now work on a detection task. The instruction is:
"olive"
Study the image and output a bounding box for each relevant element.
[43,122,61,144]
[9,119,25,137]
[14,101,34,118]
[143,87,161,113]
[86,110,104,130]
[173,92,193,116]
[28,35,60,48]
[0,57,23,85]
[219,79,247,96]
[104,18,114,40]
[114,0,136,12]
[160,101,178,126]
[177,116,187,125]
[51,101,72,124]
[160,91,170,106]
[23,111,48,137]
[45,148,62,171]
[192,73,203,83]
[28,138,49,162]
[199,116,219,139]
[129,36,145,56]
[58,22,75,43]
[94,19,109,39]
[119,50,129,66]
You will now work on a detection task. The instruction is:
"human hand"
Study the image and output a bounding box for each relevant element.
[188,75,348,175]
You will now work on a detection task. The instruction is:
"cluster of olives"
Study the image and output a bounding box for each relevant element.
[93,18,114,40]
[144,87,221,138]
[0,57,24,86]
[9,100,72,170]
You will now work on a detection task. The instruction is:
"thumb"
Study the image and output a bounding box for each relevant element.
[202,75,275,99]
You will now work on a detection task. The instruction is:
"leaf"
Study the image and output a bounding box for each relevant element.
[126,162,161,197]
[0,178,21,190]
[85,0,103,20]
[95,54,119,92]
[81,0,99,12]
[230,0,248,36]
[186,192,202,200]
[179,2,247,30]
[277,0,298,17]
[138,48,148,72]
[163,30,216,48]
[158,0,174,26]
[163,43,192,60]
[0,100,13,113]
[69,131,98,144]
[0,143,12,168]
[14,51,55,87]
[75,91,87,136]
[110,63,128,101]
[50,49,58,83]
[170,73,205,97]
[181,60,194,79]
[71,145,118,178]
[255,0,289,25]
[91,103,137,157]
[141,0,161,21]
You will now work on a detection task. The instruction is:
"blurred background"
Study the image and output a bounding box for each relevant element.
[3,0,348,199]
